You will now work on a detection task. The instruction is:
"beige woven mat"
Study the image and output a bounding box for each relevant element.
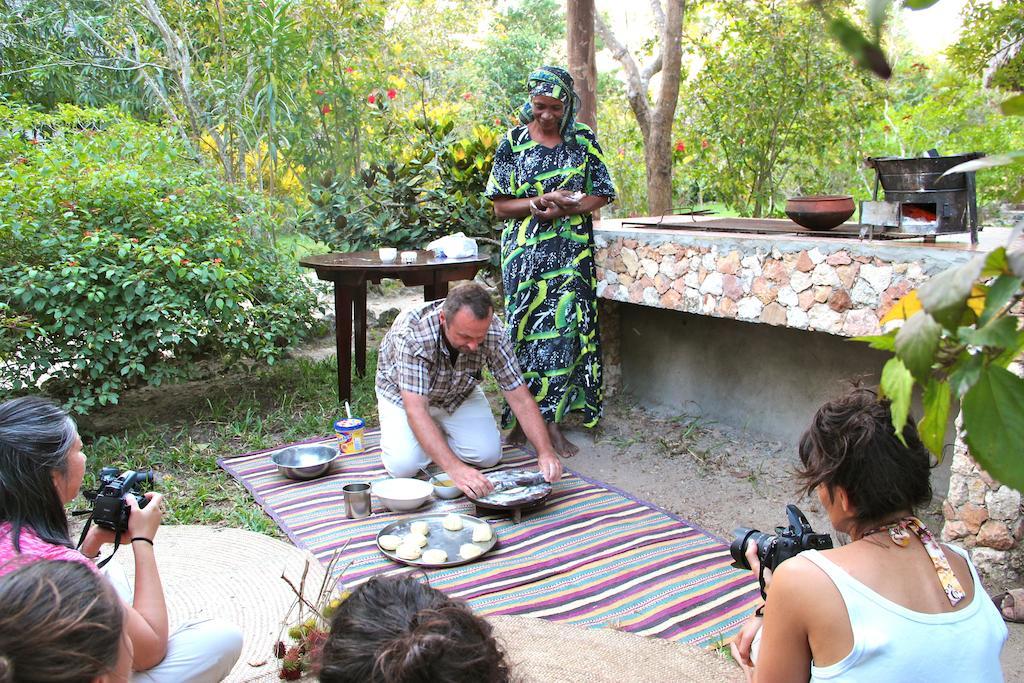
[115,525,324,683]
[490,614,744,683]
[117,526,744,682]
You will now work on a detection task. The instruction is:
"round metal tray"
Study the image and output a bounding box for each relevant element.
[375,512,498,568]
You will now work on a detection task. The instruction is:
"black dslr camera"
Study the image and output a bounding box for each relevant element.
[85,467,156,532]
[730,504,833,574]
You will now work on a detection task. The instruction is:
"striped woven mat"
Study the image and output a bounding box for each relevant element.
[218,431,760,647]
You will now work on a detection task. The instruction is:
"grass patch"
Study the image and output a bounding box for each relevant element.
[78,349,381,537]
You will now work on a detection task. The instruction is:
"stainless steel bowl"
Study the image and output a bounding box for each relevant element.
[271,444,340,480]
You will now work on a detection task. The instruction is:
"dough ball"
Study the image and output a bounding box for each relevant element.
[410,521,430,536]
[396,543,422,560]
[459,543,484,560]
[443,513,463,531]
[422,548,448,564]
[378,534,402,551]
[472,523,493,543]
[405,532,428,548]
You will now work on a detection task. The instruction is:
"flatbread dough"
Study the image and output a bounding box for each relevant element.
[396,543,422,560]
[443,514,463,531]
[405,532,428,548]
[422,548,448,564]
[410,521,430,536]
[459,543,483,560]
[378,534,402,551]
[472,523,493,543]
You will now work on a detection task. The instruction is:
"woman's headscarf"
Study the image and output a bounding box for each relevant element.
[518,66,581,147]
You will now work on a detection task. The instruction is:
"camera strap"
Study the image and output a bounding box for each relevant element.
[758,563,769,601]
[72,509,122,569]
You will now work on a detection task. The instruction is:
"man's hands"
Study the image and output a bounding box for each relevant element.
[450,463,495,499]
[537,453,562,482]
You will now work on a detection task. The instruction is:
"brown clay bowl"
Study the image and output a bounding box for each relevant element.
[785,195,855,231]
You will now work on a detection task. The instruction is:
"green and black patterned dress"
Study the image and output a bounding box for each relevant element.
[485,122,616,428]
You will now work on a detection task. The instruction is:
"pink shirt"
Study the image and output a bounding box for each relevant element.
[0,521,97,578]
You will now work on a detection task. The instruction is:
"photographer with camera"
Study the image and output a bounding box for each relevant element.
[730,387,1006,682]
[0,396,242,682]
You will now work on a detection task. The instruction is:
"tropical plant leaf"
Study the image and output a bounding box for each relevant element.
[948,351,984,397]
[979,275,1023,327]
[880,356,914,443]
[880,289,923,324]
[895,312,942,381]
[919,378,952,459]
[966,284,987,317]
[1001,94,1024,116]
[939,151,1024,177]
[960,316,1021,350]
[902,0,942,8]
[851,331,897,351]
[827,16,892,79]
[994,331,1024,368]
[962,366,1024,491]
[918,255,984,330]
[982,247,1009,277]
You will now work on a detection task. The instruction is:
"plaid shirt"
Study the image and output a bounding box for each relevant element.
[376,300,525,413]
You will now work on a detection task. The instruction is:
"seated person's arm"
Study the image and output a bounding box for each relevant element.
[751,559,815,683]
[123,492,170,670]
[400,391,493,498]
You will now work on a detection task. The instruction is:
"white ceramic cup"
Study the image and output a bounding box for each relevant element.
[378,247,397,263]
[400,250,418,264]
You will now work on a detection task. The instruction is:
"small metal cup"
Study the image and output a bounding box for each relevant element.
[343,482,372,519]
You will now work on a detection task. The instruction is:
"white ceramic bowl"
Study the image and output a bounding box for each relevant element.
[430,473,463,499]
[378,247,397,263]
[371,478,434,512]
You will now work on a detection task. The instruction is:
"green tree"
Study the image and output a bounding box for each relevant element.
[689,0,873,217]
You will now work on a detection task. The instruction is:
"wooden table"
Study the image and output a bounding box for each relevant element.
[299,250,490,401]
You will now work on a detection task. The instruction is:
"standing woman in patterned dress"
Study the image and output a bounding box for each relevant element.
[485,66,616,457]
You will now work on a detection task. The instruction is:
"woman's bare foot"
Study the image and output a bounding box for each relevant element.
[547,422,579,458]
[504,423,527,445]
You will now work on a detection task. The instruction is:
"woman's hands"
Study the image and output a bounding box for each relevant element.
[126,492,163,542]
[529,189,582,221]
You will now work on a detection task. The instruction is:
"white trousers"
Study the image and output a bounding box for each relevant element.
[377,386,502,477]
[104,559,243,683]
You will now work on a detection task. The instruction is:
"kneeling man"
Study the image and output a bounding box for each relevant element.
[376,283,562,498]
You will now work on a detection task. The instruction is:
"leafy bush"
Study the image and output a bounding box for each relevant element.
[300,117,501,258]
[0,103,322,412]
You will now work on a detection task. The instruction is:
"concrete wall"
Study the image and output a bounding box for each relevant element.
[616,301,954,494]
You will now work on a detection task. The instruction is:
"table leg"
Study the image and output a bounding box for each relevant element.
[424,276,450,301]
[334,283,354,402]
[354,281,367,376]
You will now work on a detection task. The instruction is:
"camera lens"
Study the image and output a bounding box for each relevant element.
[729,528,769,570]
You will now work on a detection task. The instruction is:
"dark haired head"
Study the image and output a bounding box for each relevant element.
[0,397,78,550]
[0,560,124,683]
[317,575,510,683]
[796,387,932,532]
[442,284,494,321]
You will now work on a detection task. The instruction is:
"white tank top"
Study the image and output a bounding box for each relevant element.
[803,546,1007,682]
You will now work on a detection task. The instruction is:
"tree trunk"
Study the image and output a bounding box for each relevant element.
[595,1,685,216]
[567,0,598,131]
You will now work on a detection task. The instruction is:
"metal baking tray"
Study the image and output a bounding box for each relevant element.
[375,512,498,568]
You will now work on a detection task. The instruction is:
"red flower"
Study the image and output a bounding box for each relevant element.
[68,261,78,267]
[674,140,685,152]
[83,231,93,237]
[15,156,28,164]
[386,88,397,100]
[462,92,472,101]
[130,237,139,243]
[180,259,190,266]
[493,117,501,126]
[315,89,325,95]
[321,104,332,114]
[27,139,39,145]
[701,139,709,149]
[367,93,376,104]
[212,257,223,264]
[345,67,354,74]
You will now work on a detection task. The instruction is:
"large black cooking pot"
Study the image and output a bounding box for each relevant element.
[866,153,983,193]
